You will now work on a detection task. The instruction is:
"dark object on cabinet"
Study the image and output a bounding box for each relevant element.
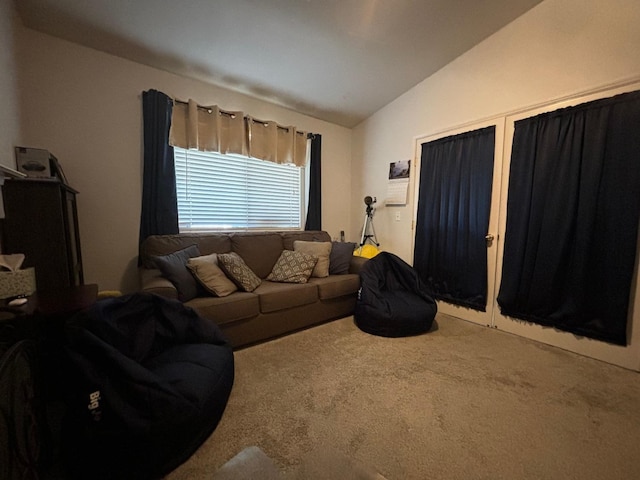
[2,179,84,291]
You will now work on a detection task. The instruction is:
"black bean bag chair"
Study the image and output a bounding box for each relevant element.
[355,252,437,337]
[61,293,234,480]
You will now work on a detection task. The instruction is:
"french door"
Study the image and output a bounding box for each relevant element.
[412,81,640,371]
[492,82,640,371]
[412,119,505,327]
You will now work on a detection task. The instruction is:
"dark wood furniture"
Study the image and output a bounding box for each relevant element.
[1,283,99,319]
[0,284,99,389]
[1,178,84,292]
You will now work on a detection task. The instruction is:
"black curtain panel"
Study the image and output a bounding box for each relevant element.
[414,126,495,311]
[139,89,179,253]
[497,90,640,346]
[305,134,322,231]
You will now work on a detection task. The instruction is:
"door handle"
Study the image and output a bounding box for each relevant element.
[485,233,495,247]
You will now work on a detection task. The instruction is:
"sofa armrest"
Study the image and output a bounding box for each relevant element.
[139,268,178,299]
[349,255,369,275]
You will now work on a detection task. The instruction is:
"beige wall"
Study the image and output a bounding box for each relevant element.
[352,0,640,258]
[352,0,640,369]
[0,0,21,168]
[14,24,352,294]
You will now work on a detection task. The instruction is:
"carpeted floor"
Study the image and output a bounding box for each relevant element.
[165,313,640,480]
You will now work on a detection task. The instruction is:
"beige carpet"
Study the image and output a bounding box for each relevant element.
[165,314,640,480]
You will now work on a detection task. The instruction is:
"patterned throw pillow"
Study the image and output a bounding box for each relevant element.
[267,250,318,284]
[187,253,238,297]
[293,240,332,277]
[217,252,262,292]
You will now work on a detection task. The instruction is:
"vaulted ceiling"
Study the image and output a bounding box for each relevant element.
[16,0,543,127]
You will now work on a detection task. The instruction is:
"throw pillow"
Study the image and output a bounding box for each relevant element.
[153,244,201,301]
[218,252,262,292]
[187,253,238,297]
[293,240,332,278]
[267,250,318,284]
[329,241,356,275]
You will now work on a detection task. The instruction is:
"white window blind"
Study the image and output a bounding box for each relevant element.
[174,147,304,231]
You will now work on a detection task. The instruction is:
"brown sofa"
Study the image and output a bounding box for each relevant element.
[139,230,366,348]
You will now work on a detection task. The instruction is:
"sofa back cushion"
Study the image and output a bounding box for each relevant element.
[140,234,232,269]
[140,230,332,276]
[231,233,284,279]
[281,231,331,250]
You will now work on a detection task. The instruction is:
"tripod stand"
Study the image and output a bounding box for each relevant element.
[359,203,379,247]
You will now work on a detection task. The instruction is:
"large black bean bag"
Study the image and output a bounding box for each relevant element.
[61,293,234,480]
[355,252,437,337]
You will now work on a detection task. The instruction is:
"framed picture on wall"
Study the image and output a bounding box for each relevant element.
[389,160,410,179]
[386,160,410,205]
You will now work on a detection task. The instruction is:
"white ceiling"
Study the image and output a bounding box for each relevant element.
[16,0,543,127]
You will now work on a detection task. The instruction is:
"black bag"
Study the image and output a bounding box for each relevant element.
[355,252,437,337]
[0,338,51,480]
[62,293,234,480]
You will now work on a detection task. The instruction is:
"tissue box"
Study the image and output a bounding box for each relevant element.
[0,268,36,299]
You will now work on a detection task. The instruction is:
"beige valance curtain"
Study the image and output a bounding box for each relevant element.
[169,99,308,167]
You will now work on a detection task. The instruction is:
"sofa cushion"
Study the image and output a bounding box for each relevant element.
[267,250,318,284]
[308,274,361,300]
[218,252,262,292]
[231,233,284,279]
[255,281,318,313]
[294,240,332,277]
[186,293,260,326]
[140,234,231,269]
[281,230,331,250]
[329,242,357,275]
[187,254,238,297]
[153,245,202,301]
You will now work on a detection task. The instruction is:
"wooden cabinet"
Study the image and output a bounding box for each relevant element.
[1,179,84,291]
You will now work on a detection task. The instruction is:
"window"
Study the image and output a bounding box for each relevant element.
[174,147,304,232]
